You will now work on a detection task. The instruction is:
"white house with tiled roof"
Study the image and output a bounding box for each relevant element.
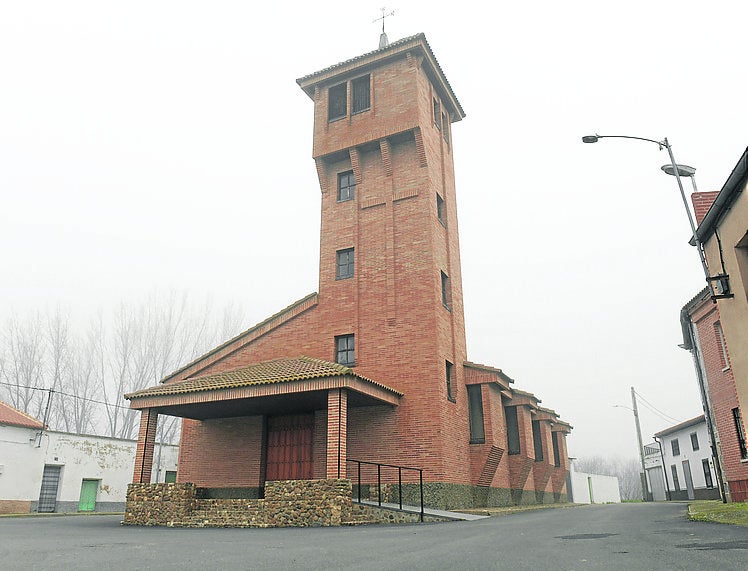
[0,400,178,514]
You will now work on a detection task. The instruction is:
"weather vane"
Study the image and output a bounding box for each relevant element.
[373,7,395,48]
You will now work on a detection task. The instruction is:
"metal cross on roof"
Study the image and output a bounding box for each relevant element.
[374,7,395,34]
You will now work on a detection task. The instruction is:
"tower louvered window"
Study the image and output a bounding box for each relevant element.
[352,75,370,114]
[328,83,347,121]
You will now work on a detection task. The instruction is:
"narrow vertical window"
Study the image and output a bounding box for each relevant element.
[328,83,347,121]
[337,171,355,202]
[532,420,544,462]
[445,360,455,402]
[690,432,699,451]
[433,98,441,130]
[336,248,354,279]
[467,385,485,444]
[351,75,370,114]
[335,334,355,366]
[440,271,451,309]
[436,193,446,226]
[702,459,713,488]
[671,465,680,491]
[733,407,748,459]
[714,322,730,369]
[551,431,561,467]
[442,112,449,144]
[505,406,520,455]
[671,439,680,456]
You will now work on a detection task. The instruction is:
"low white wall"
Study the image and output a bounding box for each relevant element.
[569,471,621,504]
[0,425,179,513]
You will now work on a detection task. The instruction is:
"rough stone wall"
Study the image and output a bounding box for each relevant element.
[124,479,456,527]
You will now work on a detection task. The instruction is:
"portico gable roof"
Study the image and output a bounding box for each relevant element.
[125,357,402,420]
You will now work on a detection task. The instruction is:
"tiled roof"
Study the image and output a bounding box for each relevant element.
[296,33,465,120]
[126,356,402,400]
[655,415,705,438]
[0,400,44,429]
[464,361,514,384]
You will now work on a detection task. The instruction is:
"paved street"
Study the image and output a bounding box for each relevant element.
[2,502,747,570]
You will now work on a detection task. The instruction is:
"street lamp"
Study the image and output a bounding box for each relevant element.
[582,134,732,300]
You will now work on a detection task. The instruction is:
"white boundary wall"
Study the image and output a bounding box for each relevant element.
[568,471,621,504]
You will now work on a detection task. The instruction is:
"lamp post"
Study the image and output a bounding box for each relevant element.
[581,134,729,299]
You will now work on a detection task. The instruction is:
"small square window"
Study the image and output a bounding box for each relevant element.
[433,98,441,130]
[671,439,680,456]
[338,171,355,202]
[328,83,347,121]
[352,75,370,114]
[336,248,354,279]
[335,334,355,366]
[440,271,451,309]
[436,193,446,226]
[690,432,699,451]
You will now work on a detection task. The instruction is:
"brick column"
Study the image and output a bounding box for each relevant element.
[132,408,158,484]
[326,389,348,479]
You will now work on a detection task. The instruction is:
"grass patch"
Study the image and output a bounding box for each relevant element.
[688,500,748,527]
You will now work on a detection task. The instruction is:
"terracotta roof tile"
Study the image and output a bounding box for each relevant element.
[126,356,402,400]
[0,400,44,429]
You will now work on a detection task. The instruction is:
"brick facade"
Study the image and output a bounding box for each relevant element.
[126,34,570,514]
[686,291,748,501]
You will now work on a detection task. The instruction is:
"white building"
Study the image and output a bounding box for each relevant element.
[644,415,720,501]
[0,400,178,514]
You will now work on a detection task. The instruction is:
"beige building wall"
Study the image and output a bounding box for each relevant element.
[703,176,748,417]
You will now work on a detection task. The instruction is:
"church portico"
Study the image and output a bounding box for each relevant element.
[126,357,401,490]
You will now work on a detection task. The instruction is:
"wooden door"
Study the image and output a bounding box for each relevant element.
[265,414,314,481]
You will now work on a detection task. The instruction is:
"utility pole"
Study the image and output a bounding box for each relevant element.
[631,387,648,501]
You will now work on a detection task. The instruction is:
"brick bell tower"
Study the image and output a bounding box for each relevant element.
[297,34,473,489]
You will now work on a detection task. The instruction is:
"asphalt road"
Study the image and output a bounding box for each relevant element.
[2,502,747,570]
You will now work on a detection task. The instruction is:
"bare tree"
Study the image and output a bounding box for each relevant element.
[0,291,246,443]
[0,313,47,419]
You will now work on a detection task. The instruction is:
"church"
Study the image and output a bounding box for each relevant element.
[126,33,571,515]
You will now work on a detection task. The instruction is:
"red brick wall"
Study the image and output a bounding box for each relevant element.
[171,41,567,500]
[688,297,748,499]
[178,416,264,487]
[691,192,719,225]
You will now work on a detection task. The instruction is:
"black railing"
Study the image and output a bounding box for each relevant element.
[346,459,424,522]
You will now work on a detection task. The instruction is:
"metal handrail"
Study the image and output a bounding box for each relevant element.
[346,459,424,522]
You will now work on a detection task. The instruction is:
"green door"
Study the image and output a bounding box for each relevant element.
[78,479,98,512]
